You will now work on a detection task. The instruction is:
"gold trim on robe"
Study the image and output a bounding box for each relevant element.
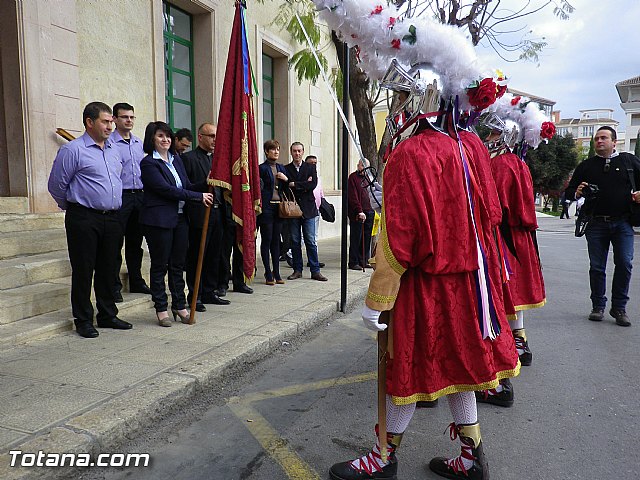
[366,205,406,311]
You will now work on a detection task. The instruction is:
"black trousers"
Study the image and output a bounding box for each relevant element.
[258,204,282,279]
[144,215,189,312]
[65,203,122,325]
[186,207,224,300]
[219,216,246,288]
[115,190,146,292]
[349,210,375,268]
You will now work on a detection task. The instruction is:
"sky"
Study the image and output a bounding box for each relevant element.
[475,0,640,130]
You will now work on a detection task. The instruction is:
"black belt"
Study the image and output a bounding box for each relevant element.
[593,214,629,222]
[122,189,143,193]
[67,202,118,215]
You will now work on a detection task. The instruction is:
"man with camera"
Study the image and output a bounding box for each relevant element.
[565,126,640,326]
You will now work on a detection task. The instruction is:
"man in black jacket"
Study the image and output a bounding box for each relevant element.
[565,126,640,326]
[285,142,327,281]
[181,123,230,309]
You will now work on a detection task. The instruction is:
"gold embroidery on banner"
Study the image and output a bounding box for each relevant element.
[390,363,522,405]
[232,113,251,193]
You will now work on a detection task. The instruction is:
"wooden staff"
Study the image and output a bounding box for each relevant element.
[188,185,214,324]
[361,216,366,272]
[378,310,389,463]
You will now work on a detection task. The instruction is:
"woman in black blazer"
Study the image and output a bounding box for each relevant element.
[139,122,213,326]
[258,140,289,285]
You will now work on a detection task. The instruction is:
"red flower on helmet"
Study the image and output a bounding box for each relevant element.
[467,78,498,111]
[511,96,522,106]
[496,84,507,99]
[371,5,383,15]
[388,17,396,27]
[391,38,401,49]
[540,122,556,139]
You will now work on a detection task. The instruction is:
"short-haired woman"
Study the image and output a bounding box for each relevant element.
[139,122,214,326]
[258,140,288,285]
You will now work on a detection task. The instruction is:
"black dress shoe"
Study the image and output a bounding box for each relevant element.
[233,284,254,294]
[288,271,302,280]
[215,288,227,297]
[195,302,207,312]
[97,317,133,329]
[75,322,99,338]
[349,265,364,271]
[201,294,231,305]
[130,283,152,295]
[114,291,124,303]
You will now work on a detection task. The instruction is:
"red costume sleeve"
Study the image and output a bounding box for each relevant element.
[491,152,538,230]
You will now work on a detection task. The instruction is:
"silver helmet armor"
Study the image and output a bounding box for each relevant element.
[481,112,522,151]
[381,60,440,137]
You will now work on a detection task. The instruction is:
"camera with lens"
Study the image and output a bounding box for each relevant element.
[581,183,599,199]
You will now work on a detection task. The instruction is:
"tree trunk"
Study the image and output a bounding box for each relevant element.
[332,33,379,173]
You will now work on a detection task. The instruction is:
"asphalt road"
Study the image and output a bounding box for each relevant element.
[82,218,640,480]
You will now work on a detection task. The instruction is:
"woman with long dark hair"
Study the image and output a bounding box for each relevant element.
[139,122,213,326]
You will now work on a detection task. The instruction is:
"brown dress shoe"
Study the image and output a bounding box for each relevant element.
[288,271,302,280]
[311,272,328,281]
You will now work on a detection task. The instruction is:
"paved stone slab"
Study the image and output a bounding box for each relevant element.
[66,372,195,449]
[115,338,215,366]
[51,358,168,394]
[0,348,97,380]
[0,374,37,396]
[172,334,271,389]
[0,383,109,433]
[167,324,246,346]
[0,428,28,449]
[0,427,94,480]
[249,320,300,348]
[39,330,153,356]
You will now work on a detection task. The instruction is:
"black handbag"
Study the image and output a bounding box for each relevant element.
[319,197,336,223]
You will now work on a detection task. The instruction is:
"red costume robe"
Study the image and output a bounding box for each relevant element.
[490,149,546,318]
[367,128,520,405]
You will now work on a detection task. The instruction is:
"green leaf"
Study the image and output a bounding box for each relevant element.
[402,25,417,45]
[286,12,321,47]
[289,49,328,85]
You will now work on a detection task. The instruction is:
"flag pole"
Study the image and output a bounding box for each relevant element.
[188,185,214,324]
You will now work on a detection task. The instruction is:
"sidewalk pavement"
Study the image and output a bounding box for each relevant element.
[0,236,371,480]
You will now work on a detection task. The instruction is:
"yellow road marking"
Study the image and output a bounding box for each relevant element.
[234,371,376,403]
[228,401,321,480]
[227,371,377,479]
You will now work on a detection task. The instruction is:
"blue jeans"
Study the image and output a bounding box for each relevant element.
[585,219,634,311]
[290,217,319,273]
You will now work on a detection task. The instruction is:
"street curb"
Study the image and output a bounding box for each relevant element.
[0,284,368,480]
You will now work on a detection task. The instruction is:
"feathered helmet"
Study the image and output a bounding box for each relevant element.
[311,0,554,145]
[480,112,521,151]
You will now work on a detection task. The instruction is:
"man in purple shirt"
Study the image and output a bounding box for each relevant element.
[48,102,133,338]
[110,103,152,301]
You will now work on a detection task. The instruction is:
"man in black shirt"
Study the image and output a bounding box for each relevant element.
[182,123,230,309]
[565,126,640,326]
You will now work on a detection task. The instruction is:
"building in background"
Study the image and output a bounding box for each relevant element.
[554,109,622,155]
[616,75,640,154]
[0,0,344,239]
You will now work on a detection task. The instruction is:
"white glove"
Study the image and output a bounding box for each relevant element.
[362,305,387,331]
